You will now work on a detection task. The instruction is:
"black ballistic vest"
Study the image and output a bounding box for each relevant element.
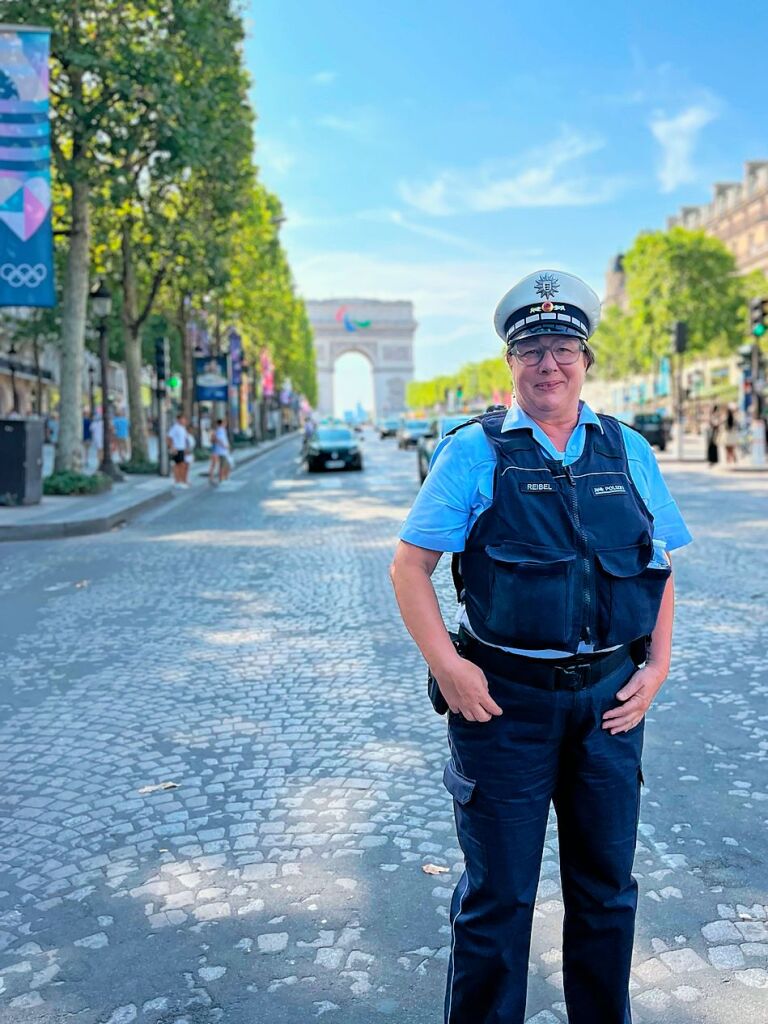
[454,411,671,652]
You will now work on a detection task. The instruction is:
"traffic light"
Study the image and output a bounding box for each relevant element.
[738,343,753,371]
[154,337,170,381]
[456,382,464,402]
[748,296,768,337]
[671,321,688,354]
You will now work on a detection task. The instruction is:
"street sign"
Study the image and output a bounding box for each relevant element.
[195,355,228,401]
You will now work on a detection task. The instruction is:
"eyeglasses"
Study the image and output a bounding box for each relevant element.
[510,339,585,366]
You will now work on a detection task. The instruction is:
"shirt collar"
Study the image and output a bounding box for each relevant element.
[500,398,603,435]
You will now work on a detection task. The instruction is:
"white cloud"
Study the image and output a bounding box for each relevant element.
[398,129,626,216]
[292,250,521,319]
[650,103,719,193]
[311,71,337,85]
[354,208,494,256]
[316,110,375,138]
[257,138,297,175]
[317,115,359,132]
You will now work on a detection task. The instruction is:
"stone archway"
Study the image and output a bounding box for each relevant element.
[306,299,416,418]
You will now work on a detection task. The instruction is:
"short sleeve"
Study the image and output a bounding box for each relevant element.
[399,424,493,552]
[620,425,693,551]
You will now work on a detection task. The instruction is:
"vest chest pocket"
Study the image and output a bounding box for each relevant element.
[594,544,672,647]
[483,543,576,648]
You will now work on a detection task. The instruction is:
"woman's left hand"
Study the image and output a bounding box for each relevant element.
[602,664,667,735]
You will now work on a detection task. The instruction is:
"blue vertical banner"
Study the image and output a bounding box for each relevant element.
[228,328,243,430]
[0,25,54,308]
[228,328,243,385]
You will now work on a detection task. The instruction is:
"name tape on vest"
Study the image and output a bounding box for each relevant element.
[592,483,627,497]
[520,481,556,493]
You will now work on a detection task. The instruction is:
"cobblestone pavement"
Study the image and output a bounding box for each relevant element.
[0,432,766,1024]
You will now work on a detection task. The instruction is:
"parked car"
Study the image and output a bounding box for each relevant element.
[305,426,363,472]
[397,419,431,449]
[378,417,400,438]
[628,412,667,451]
[417,414,474,482]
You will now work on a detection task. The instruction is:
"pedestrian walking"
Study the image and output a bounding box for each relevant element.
[185,423,196,478]
[112,408,130,462]
[167,412,190,488]
[723,405,738,464]
[82,413,92,466]
[210,418,231,486]
[390,269,692,1024]
[90,413,104,467]
[706,403,720,466]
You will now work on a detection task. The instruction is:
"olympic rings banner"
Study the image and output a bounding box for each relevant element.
[0,25,55,308]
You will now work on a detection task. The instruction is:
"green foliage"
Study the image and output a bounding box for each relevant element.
[589,306,638,380]
[407,354,510,409]
[222,186,317,404]
[622,227,743,368]
[43,471,112,496]
[4,0,316,433]
[119,459,159,474]
[591,227,764,382]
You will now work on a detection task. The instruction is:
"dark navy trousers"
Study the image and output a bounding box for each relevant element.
[444,653,643,1024]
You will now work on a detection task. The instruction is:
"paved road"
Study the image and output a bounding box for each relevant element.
[0,432,766,1023]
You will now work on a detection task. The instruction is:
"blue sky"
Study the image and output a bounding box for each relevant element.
[245,1,768,411]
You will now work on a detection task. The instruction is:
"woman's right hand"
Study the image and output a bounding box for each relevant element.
[433,656,503,723]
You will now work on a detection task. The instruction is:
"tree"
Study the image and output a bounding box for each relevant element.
[406,352,509,410]
[589,306,638,381]
[622,228,744,370]
[5,1,312,461]
[1,2,206,469]
[92,0,254,459]
[223,185,316,403]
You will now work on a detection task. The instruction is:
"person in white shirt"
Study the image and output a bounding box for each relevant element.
[90,415,104,466]
[185,426,196,474]
[210,418,231,485]
[167,413,190,487]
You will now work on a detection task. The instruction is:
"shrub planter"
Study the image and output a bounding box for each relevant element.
[119,460,159,475]
[43,471,113,496]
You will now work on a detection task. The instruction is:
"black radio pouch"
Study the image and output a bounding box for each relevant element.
[427,630,464,716]
[629,634,650,667]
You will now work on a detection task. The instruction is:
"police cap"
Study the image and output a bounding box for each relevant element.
[494,270,601,347]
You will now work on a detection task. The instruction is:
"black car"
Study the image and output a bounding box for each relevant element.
[397,419,431,449]
[306,426,363,472]
[628,412,667,451]
[378,417,400,438]
[417,414,473,482]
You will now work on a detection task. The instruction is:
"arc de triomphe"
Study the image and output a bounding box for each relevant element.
[307,299,416,418]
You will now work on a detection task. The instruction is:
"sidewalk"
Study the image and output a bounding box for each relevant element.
[0,432,298,542]
[658,432,768,472]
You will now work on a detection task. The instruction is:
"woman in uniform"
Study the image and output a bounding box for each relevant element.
[390,270,692,1024]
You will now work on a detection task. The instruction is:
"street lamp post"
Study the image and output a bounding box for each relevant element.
[91,283,123,481]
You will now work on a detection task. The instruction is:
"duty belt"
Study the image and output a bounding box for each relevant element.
[457,627,635,692]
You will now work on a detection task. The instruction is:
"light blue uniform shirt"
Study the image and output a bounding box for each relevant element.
[400,400,692,655]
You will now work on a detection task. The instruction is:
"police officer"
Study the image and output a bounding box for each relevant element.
[390,270,692,1024]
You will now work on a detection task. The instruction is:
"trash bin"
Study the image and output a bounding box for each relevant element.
[0,418,44,505]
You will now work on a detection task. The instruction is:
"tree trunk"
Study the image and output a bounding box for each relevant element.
[121,222,150,462]
[180,294,194,423]
[54,176,90,474]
